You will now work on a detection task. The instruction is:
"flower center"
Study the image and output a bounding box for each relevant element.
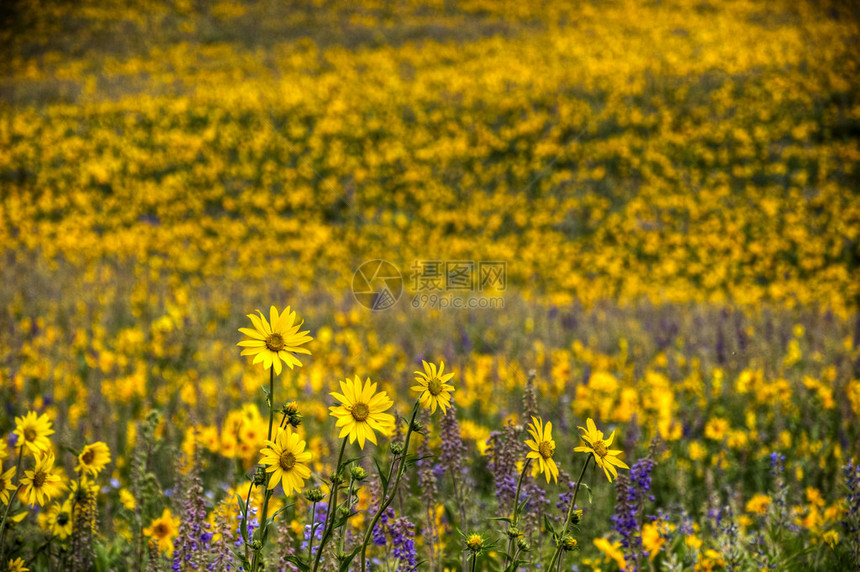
[351,402,370,422]
[593,440,608,458]
[57,512,69,526]
[24,428,37,442]
[34,470,47,488]
[154,523,168,537]
[279,451,296,471]
[81,449,95,465]
[266,333,285,352]
[427,378,443,396]
[538,440,555,459]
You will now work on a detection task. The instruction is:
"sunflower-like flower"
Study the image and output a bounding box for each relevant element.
[574,418,629,482]
[411,360,455,414]
[19,452,64,506]
[525,416,559,484]
[143,508,181,554]
[0,465,17,505]
[259,427,312,495]
[7,557,28,572]
[13,411,54,455]
[238,306,313,375]
[45,499,73,539]
[329,376,396,449]
[76,441,111,476]
[466,533,484,552]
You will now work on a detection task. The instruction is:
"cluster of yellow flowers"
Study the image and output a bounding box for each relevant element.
[1,0,858,317]
[0,412,111,570]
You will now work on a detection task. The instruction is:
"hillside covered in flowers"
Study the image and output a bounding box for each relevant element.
[1,0,859,570]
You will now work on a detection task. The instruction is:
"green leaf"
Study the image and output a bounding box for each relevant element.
[517,494,530,514]
[543,514,557,537]
[235,494,249,542]
[267,503,294,525]
[405,559,428,572]
[374,457,389,494]
[283,555,310,571]
[582,483,593,505]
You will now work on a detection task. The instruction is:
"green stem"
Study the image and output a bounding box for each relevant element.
[251,367,276,571]
[469,552,478,572]
[307,500,318,564]
[547,454,591,571]
[338,473,357,559]
[359,401,421,572]
[312,436,349,572]
[0,447,24,565]
[505,458,532,566]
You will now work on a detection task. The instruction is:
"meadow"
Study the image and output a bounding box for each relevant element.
[1,0,859,570]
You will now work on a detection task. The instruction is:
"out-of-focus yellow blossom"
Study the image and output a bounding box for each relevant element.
[13,412,54,455]
[593,537,626,570]
[143,508,180,554]
[746,493,772,515]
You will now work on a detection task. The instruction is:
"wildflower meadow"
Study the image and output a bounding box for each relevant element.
[1,0,859,570]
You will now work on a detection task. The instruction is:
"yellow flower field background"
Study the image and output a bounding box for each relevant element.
[1,0,859,569]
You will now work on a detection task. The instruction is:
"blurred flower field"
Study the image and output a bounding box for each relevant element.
[1,0,859,570]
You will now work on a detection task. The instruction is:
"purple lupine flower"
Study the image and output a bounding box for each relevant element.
[236,506,259,548]
[300,501,328,557]
[276,520,299,572]
[611,456,655,572]
[372,507,395,547]
[208,505,235,571]
[487,422,520,516]
[172,459,211,571]
[389,516,417,570]
[439,401,467,482]
[371,507,417,571]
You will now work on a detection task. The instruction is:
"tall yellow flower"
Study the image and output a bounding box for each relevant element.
[259,427,312,495]
[525,416,558,483]
[574,418,629,482]
[76,442,111,476]
[238,306,313,375]
[143,508,180,554]
[13,411,54,455]
[19,452,64,506]
[411,360,455,414]
[329,376,396,449]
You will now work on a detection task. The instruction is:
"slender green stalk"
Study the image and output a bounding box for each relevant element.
[337,472,357,559]
[505,458,532,566]
[251,367,276,571]
[312,436,349,572]
[469,552,478,572]
[547,454,591,571]
[241,478,255,564]
[359,401,421,572]
[307,499,319,564]
[0,446,24,565]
